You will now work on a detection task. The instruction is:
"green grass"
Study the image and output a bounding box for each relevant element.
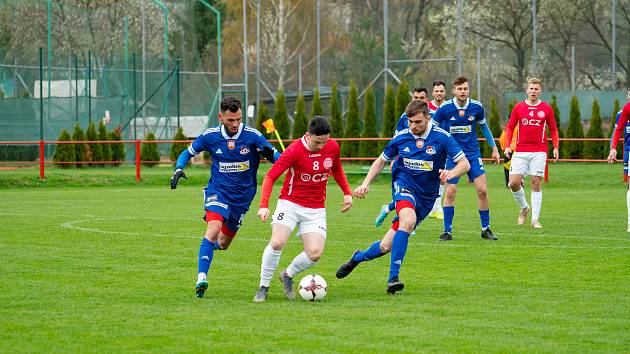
[1,163,629,352]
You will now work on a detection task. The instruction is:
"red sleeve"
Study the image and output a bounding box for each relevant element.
[259,145,294,208]
[504,105,519,149]
[546,105,559,149]
[331,146,352,196]
[611,103,630,149]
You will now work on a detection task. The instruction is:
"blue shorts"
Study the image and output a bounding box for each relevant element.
[202,188,250,234]
[624,150,628,176]
[390,183,436,229]
[446,155,485,184]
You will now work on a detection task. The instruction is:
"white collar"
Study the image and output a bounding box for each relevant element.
[525,99,542,107]
[453,98,470,110]
[221,123,244,140]
[411,121,432,140]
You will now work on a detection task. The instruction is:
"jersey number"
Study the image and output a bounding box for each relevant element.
[276,212,284,220]
[313,161,320,170]
[529,111,534,117]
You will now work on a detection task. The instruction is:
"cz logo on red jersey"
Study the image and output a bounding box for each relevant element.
[300,173,329,182]
[521,118,542,126]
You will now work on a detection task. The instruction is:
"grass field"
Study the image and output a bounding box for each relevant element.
[1,163,629,353]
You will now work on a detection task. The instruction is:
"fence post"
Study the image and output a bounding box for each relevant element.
[39,140,45,180]
[135,139,141,182]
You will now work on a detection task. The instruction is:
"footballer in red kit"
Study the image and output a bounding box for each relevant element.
[253,116,353,302]
[607,92,630,232]
[504,78,559,229]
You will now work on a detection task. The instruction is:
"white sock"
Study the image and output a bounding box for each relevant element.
[259,244,282,287]
[626,190,630,225]
[197,273,206,283]
[431,196,443,213]
[285,251,317,278]
[511,187,529,209]
[531,191,542,221]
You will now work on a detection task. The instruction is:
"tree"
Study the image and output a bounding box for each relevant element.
[170,127,189,166]
[72,123,88,168]
[395,81,410,120]
[292,94,308,139]
[482,97,502,156]
[98,121,112,163]
[256,103,270,134]
[359,86,378,159]
[52,129,75,168]
[272,90,290,151]
[550,95,565,157]
[309,87,324,118]
[566,95,584,159]
[584,100,605,159]
[109,126,125,167]
[141,132,160,167]
[86,122,102,166]
[344,82,360,157]
[380,84,396,151]
[329,84,343,138]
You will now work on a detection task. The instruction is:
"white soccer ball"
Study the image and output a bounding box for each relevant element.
[298,274,328,301]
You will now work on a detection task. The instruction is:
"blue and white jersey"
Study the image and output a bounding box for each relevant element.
[381,122,465,198]
[432,98,485,158]
[611,110,630,148]
[187,123,278,206]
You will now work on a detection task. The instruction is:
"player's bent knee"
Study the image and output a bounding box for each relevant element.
[477,188,488,199]
[269,239,286,251]
[380,242,392,253]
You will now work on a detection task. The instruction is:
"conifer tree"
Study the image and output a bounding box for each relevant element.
[170,127,189,166]
[329,84,343,138]
[272,90,290,151]
[395,81,410,120]
[566,95,584,159]
[550,95,564,157]
[344,82,360,157]
[72,123,88,168]
[98,121,112,163]
[359,86,379,159]
[256,103,269,134]
[86,121,102,166]
[309,87,324,118]
[380,84,396,151]
[109,126,125,167]
[292,94,308,139]
[53,129,75,168]
[584,100,605,159]
[141,132,160,167]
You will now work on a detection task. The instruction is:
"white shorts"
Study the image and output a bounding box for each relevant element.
[510,152,547,177]
[271,199,327,238]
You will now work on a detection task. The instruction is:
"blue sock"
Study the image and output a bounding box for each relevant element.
[443,206,454,233]
[479,209,490,230]
[198,238,216,275]
[389,230,410,281]
[353,240,384,263]
[387,201,396,212]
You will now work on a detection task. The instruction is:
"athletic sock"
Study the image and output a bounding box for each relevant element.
[389,230,410,281]
[286,251,317,278]
[259,243,282,287]
[479,209,490,230]
[431,185,445,213]
[511,187,529,209]
[387,201,396,212]
[531,191,542,220]
[197,237,215,277]
[443,206,454,233]
[353,240,385,263]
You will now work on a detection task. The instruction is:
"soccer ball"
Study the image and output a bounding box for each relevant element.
[298,274,328,301]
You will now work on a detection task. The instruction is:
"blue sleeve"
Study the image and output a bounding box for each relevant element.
[381,138,398,161]
[446,135,465,162]
[256,133,280,163]
[479,121,496,148]
[175,149,193,170]
[176,136,207,169]
[432,106,443,126]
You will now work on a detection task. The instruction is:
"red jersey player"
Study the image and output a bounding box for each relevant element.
[504,77,559,229]
[607,91,630,232]
[253,116,353,302]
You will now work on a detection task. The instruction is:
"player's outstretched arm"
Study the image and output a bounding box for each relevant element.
[353,157,387,198]
[170,149,193,189]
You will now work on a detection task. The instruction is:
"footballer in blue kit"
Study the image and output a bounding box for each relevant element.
[170,97,280,298]
[336,100,470,294]
[431,76,500,241]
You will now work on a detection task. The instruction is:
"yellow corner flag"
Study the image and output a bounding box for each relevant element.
[263,119,285,151]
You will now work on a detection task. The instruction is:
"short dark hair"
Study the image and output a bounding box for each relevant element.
[433,81,446,88]
[453,76,468,87]
[220,96,241,113]
[406,100,428,118]
[413,87,428,95]
[308,116,332,136]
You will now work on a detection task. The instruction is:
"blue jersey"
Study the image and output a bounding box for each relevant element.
[187,123,277,206]
[382,123,465,198]
[611,110,630,148]
[432,98,486,158]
